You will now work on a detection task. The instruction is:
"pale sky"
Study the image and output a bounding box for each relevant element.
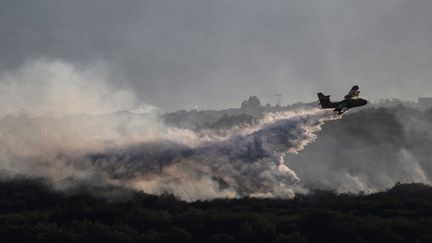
[1,0,431,111]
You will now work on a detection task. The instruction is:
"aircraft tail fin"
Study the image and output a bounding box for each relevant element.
[317,92,333,108]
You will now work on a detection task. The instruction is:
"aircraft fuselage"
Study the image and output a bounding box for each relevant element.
[333,98,368,109]
[317,92,367,114]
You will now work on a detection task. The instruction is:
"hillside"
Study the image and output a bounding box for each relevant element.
[1,177,432,243]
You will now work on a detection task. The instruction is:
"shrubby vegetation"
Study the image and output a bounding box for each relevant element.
[1,178,432,243]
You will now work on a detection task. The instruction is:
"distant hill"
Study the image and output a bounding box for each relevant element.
[162,96,317,130]
[287,106,432,193]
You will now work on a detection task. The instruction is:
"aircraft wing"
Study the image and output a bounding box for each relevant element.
[344,85,360,100]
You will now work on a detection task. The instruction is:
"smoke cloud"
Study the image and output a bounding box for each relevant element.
[1,59,430,201]
[0,60,341,200]
[0,59,161,181]
[0,59,144,116]
[118,109,337,200]
[286,107,432,195]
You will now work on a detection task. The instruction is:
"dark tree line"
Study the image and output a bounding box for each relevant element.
[1,178,432,243]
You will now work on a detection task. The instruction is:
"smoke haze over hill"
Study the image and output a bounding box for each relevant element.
[0,62,338,200]
[0,59,431,201]
[1,0,432,201]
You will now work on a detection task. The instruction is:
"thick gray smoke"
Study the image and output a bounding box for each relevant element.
[92,110,338,200]
[0,105,338,200]
[0,59,340,200]
[286,107,432,195]
[0,59,158,182]
[2,59,430,201]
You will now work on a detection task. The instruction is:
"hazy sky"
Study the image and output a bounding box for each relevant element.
[1,0,431,111]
